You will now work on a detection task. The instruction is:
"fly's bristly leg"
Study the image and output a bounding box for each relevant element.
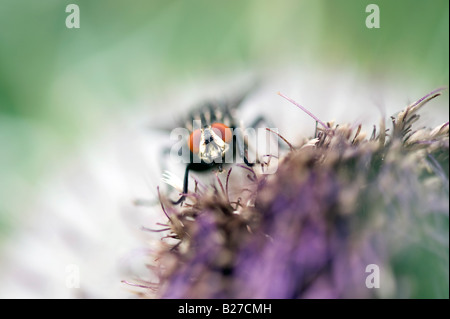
[171,163,193,205]
[234,128,256,167]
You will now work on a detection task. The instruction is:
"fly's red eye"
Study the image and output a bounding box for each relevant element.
[211,123,232,143]
[188,129,202,153]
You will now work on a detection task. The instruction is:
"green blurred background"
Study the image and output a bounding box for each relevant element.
[0,0,448,297]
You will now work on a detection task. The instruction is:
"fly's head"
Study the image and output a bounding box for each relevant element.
[189,123,232,164]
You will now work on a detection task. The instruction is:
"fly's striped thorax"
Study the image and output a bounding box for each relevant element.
[184,101,237,133]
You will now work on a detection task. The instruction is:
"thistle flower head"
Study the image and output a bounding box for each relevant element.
[130,88,449,299]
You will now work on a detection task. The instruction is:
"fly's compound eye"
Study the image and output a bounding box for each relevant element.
[188,129,202,154]
[211,123,232,143]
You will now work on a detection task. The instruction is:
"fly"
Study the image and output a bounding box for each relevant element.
[172,88,256,205]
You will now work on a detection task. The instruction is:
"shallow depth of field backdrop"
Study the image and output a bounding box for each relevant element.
[0,0,448,298]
